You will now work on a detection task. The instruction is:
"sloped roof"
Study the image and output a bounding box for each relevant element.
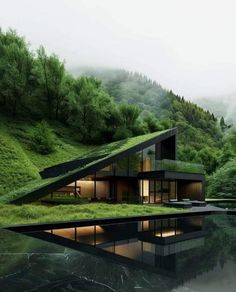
[4,128,177,204]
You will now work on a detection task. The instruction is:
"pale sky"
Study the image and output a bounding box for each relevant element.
[1,0,236,99]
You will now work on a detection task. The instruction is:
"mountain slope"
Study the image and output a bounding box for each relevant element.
[70,67,172,118]
[0,114,97,197]
[70,67,223,173]
[0,123,40,196]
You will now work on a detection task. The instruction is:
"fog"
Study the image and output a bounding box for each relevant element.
[1,0,236,100]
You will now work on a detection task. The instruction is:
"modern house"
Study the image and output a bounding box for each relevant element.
[12,128,205,204]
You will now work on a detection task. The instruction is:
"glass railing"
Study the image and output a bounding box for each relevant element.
[152,159,205,174]
[99,159,205,175]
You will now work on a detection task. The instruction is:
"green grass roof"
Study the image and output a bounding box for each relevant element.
[88,129,170,157]
[0,128,173,203]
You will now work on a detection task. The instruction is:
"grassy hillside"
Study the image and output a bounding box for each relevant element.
[0,125,40,196]
[0,115,97,169]
[0,113,97,198]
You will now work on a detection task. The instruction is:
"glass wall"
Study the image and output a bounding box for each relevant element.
[114,152,143,175]
[129,152,143,172]
[139,179,177,204]
[139,180,149,203]
[100,164,113,172]
[155,181,162,203]
[149,180,155,203]
[149,180,163,203]
[142,145,156,171]
[103,144,157,177]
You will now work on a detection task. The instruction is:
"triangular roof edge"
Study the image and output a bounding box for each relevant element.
[10,128,177,203]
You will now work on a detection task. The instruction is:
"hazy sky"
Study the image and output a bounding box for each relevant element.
[1,0,236,99]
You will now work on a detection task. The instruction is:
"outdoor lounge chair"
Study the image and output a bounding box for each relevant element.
[164,200,192,209]
[190,200,207,207]
[181,198,207,207]
[182,198,190,202]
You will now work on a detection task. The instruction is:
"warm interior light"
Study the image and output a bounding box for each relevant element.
[142,221,149,230]
[47,228,75,240]
[77,226,95,236]
[95,226,105,234]
[155,228,183,238]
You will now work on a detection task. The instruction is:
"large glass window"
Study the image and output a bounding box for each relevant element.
[114,151,143,176]
[139,179,177,204]
[149,180,155,203]
[115,155,129,175]
[100,142,159,176]
[142,145,156,171]
[100,164,113,172]
[129,152,142,173]
[139,180,149,203]
[162,181,169,202]
[155,181,162,203]
[169,181,177,200]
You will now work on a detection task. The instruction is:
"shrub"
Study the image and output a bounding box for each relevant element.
[30,121,55,154]
[207,159,236,198]
[113,126,132,141]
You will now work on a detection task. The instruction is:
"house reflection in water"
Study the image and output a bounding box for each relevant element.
[45,216,206,273]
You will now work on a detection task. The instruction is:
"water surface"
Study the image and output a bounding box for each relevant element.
[1,214,236,291]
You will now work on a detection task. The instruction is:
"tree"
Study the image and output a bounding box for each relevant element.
[118,103,141,130]
[207,159,236,198]
[58,73,77,123]
[220,117,232,132]
[217,142,235,167]
[142,112,163,132]
[0,29,34,115]
[198,147,219,174]
[68,76,113,143]
[227,128,236,153]
[34,46,65,119]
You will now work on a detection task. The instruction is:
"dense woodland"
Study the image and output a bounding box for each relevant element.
[0,29,165,146]
[1,29,236,198]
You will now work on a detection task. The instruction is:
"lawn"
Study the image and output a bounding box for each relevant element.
[0,203,184,227]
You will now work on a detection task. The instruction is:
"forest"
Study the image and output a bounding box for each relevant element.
[1,29,236,198]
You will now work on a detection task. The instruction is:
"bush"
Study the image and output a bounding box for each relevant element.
[30,121,55,154]
[207,159,236,198]
[113,126,132,141]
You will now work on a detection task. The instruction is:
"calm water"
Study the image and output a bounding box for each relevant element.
[1,215,236,291]
[211,202,236,209]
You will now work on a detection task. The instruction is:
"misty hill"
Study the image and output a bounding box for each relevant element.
[194,95,236,125]
[70,67,170,118]
[70,67,223,174]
